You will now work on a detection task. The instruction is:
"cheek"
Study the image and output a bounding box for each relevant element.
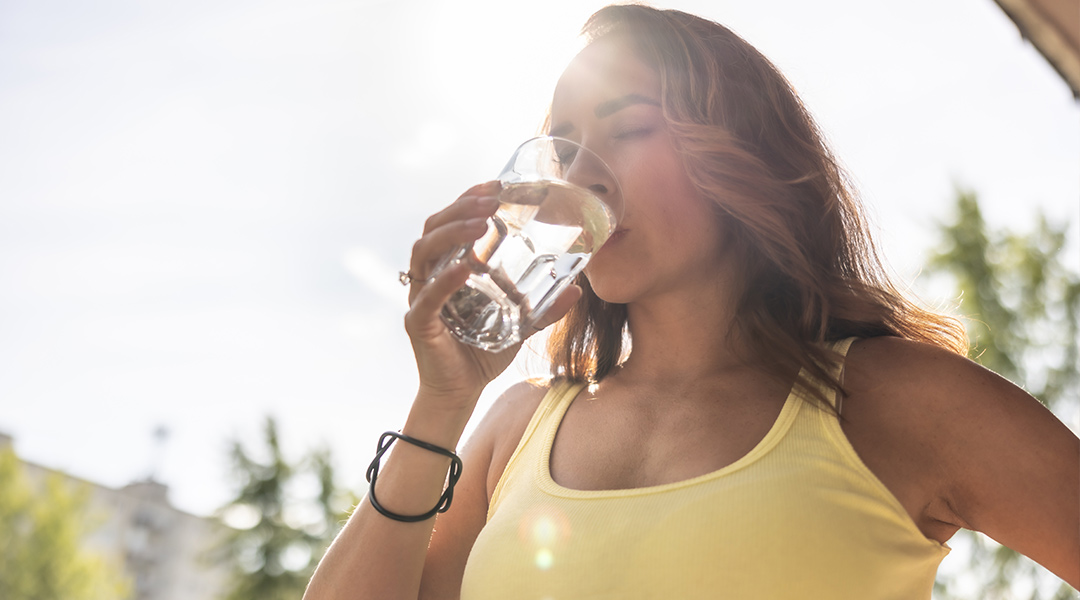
[654,184,726,261]
[620,162,681,219]
[633,164,712,233]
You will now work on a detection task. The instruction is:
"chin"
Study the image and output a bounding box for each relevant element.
[583,272,634,305]
[583,249,628,299]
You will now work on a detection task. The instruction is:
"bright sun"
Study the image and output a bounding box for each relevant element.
[418,1,603,141]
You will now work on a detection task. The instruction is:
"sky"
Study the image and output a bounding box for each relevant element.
[1,0,1077,519]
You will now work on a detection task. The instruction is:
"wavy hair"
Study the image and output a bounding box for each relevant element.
[546,4,966,406]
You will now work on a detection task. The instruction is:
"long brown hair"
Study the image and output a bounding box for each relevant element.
[546,4,966,405]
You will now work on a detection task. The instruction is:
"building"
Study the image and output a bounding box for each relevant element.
[0,433,231,600]
[993,0,1080,96]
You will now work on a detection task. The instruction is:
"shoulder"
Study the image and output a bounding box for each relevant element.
[836,338,974,535]
[842,336,1020,416]
[420,379,557,595]
[840,335,1050,464]
[842,337,1079,585]
[841,336,1055,429]
[845,335,975,390]
[467,378,557,502]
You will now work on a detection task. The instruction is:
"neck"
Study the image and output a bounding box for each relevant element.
[616,281,751,386]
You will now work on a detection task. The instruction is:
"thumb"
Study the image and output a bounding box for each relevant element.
[523,284,582,341]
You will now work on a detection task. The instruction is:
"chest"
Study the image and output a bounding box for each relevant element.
[465,384,949,600]
[544,381,952,545]
[548,382,790,491]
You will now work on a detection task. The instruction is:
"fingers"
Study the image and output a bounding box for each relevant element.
[406,183,501,300]
[422,181,501,235]
[409,217,488,283]
[404,261,471,341]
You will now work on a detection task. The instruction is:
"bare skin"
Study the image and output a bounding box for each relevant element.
[414,334,1080,598]
[304,38,1080,600]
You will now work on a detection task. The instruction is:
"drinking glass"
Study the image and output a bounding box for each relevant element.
[436,136,621,352]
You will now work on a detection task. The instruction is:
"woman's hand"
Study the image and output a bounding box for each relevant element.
[403,181,582,414]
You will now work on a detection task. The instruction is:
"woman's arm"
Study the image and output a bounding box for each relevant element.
[848,337,1080,588]
[303,182,580,600]
[419,380,550,597]
[932,353,1079,587]
[304,379,550,600]
[303,392,485,600]
[302,186,495,600]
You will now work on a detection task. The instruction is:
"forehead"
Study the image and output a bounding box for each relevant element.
[551,38,660,112]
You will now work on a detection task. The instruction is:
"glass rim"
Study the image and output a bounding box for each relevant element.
[498,135,622,211]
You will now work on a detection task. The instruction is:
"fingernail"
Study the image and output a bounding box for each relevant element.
[476,196,499,209]
[465,217,488,228]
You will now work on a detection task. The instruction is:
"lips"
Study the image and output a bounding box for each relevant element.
[602,228,627,249]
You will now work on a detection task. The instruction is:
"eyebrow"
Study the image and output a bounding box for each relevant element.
[594,93,660,118]
[549,93,661,137]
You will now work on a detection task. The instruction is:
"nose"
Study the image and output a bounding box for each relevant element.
[562,146,620,216]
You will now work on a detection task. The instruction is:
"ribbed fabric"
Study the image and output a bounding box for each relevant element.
[460,338,949,599]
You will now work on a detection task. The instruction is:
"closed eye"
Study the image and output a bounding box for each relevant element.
[613,127,653,140]
[554,144,579,166]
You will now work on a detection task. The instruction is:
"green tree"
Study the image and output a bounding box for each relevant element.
[218,417,355,600]
[924,189,1079,600]
[0,446,130,600]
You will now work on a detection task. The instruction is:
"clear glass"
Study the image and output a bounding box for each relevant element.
[436,136,621,352]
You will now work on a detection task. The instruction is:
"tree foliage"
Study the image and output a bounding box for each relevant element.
[925,189,1079,600]
[0,447,130,600]
[217,417,356,600]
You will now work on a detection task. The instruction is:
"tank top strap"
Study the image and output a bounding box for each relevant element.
[795,337,858,413]
[463,336,948,600]
[829,336,858,414]
[488,379,585,517]
[831,336,857,361]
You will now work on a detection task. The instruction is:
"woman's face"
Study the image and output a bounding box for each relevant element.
[549,37,728,306]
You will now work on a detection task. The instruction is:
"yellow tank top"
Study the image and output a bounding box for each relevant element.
[460,338,949,599]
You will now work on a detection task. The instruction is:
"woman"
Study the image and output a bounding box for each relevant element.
[306,5,1079,599]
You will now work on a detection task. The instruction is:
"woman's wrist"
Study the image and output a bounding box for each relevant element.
[403,389,482,450]
[366,431,463,522]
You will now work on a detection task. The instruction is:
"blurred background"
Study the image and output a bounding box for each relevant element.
[1,0,1077,598]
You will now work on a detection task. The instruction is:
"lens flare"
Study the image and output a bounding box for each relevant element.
[532,516,559,545]
[535,548,555,570]
[518,506,571,572]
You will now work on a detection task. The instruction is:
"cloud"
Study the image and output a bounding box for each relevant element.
[341,246,406,305]
[393,120,458,170]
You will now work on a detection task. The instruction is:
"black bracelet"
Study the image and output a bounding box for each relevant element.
[365,431,463,523]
